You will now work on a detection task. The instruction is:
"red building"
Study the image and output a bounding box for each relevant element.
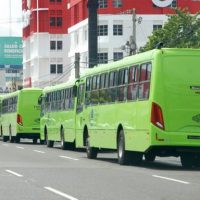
[68,0,200,27]
[22,0,71,88]
[22,0,200,87]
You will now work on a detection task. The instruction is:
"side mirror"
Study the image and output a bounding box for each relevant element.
[38,95,42,105]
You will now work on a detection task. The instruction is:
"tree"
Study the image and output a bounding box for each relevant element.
[140,8,200,52]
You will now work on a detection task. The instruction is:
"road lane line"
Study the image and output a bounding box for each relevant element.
[152,175,190,184]
[5,170,23,177]
[44,187,79,200]
[33,150,45,154]
[16,146,25,149]
[59,156,79,161]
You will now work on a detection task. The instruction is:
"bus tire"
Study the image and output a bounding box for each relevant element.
[180,153,194,169]
[33,138,37,144]
[144,153,156,162]
[61,128,67,150]
[9,126,14,143]
[3,135,8,142]
[86,135,98,159]
[47,140,54,148]
[15,136,20,143]
[117,129,129,165]
[40,140,45,145]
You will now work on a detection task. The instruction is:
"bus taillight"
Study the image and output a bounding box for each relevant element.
[151,102,165,130]
[17,114,23,126]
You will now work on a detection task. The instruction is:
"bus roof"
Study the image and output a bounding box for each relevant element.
[1,88,42,100]
[42,79,77,93]
[81,48,200,77]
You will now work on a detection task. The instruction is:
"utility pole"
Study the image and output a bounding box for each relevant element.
[75,53,80,79]
[130,8,137,55]
[87,0,98,68]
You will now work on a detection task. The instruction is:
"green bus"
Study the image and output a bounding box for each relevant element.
[40,80,78,149]
[0,88,42,143]
[76,48,200,168]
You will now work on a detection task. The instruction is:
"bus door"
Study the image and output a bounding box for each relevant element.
[76,82,85,147]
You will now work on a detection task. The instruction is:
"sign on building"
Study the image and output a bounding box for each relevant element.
[0,37,23,66]
[152,0,173,7]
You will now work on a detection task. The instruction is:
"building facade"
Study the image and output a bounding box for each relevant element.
[22,0,71,88]
[23,0,200,86]
[67,0,200,78]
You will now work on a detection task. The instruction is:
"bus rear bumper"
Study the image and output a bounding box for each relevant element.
[16,133,40,139]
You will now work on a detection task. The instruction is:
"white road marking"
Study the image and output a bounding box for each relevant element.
[59,156,79,161]
[16,146,25,149]
[152,175,190,184]
[33,150,45,154]
[5,170,23,177]
[44,187,79,200]
[2,144,9,146]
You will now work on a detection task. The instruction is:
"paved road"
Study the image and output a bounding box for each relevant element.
[0,139,200,200]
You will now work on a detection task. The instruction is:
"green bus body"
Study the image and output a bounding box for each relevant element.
[0,88,42,143]
[40,48,200,167]
[76,48,200,166]
[40,80,79,149]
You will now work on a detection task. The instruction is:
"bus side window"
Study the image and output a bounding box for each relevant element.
[118,68,128,102]
[85,77,92,106]
[127,65,139,101]
[138,62,152,100]
[108,71,118,103]
[91,75,99,105]
[77,83,85,113]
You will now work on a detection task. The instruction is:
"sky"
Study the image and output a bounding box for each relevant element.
[0,0,22,37]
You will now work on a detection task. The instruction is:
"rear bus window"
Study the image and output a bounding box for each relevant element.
[127,65,139,100]
[138,62,152,100]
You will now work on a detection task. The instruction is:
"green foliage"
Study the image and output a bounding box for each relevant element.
[141,8,200,52]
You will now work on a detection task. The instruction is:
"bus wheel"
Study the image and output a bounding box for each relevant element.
[61,128,67,150]
[117,129,129,165]
[3,136,9,142]
[46,132,54,148]
[86,135,98,159]
[40,140,45,145]
[180,153,194,169]
[9,126,14,143]
[144,153,156,162]
[33,138,37,144]
[15,136,20,143]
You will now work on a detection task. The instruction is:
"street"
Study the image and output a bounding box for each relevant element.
[0,140,200,200]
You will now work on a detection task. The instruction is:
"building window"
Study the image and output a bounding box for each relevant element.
[57,17,62,26]
[99,0,108,8]
[50,17,56,26]
[57,41,62,50]
[171,0,177,7]
[98,53,108,64]
[57,0,62,2]
[50,64,63,74]
[113,25,123,35]
[113,0,122,8]
[50,41,56,50]
[98,25,108,36]
[50,0,55,2]
[50,64,56,74]
[153,24,162,31]
[113,52,123,61]
[57,64,63,74]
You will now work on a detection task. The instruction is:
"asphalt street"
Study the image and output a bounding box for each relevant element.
[0,139,200,200]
